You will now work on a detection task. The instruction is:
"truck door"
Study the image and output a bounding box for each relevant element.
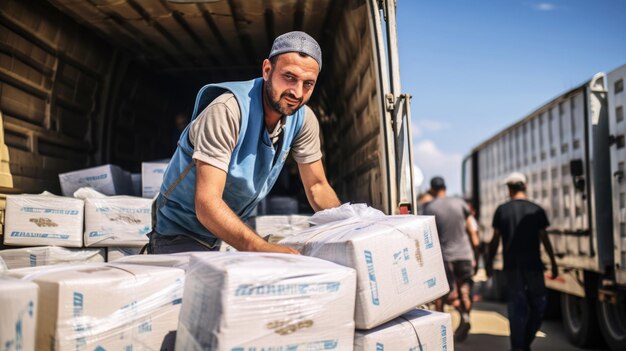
[607,65,626,285]
[369,0,416,214]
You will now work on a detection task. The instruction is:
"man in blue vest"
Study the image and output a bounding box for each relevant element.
[148,31,341,254]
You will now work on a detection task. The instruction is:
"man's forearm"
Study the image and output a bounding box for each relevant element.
[306,182,340,211]
[195,197,264,251]
[541,230,558,266]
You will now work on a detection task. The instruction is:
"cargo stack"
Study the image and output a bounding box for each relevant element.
[279,204,453,349]
[7,263,184,350]
[175,252,357,351]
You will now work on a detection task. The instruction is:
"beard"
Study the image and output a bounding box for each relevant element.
[264,75,305,116]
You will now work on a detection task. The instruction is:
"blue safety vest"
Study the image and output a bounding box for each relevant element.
[155,78,305,242]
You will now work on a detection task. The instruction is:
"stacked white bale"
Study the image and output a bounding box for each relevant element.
[59,164,132,196]
[10,263,184,350]
[280,204,450,329]
[176,252,357,351]
[112,252,192,271]
[249,214,310,241]
[141,162,168,198]
[3,193,84,247]
[0,246,105,269]
[105,247,142,262]
[220,215,311,252]
[0,276,38,351]
[354,309,453,351]
[83,196,153,247]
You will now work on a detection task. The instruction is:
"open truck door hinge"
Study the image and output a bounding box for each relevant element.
[385,93,395,112]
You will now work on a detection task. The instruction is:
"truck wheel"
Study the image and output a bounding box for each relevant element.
[597,293,626,351]
[561,293,602,347]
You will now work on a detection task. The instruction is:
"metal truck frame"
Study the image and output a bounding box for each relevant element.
[463,63,626,350]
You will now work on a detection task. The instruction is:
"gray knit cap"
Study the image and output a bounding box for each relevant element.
[269,31,322,70]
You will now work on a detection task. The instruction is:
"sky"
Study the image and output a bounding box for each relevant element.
[396,0,626,196]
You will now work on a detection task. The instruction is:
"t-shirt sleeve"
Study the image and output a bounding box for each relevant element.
[462,202,471,218]
[492,206,501,230]
[189,93,240,172]
[537,208,550,229]
[291,106,323,164]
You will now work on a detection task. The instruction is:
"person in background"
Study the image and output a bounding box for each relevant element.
[486,172,558,351]
[149,31,340,255]
[417,190,434,214]
[423,176,479,342]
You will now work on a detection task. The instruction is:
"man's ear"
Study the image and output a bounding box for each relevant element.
[262,59,272,80]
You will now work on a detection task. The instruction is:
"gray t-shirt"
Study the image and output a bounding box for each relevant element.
[189,92,323,172]
[423,196,473,261]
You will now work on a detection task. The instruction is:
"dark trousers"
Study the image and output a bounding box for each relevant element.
[505,269,547,351]
[147,231,220,254]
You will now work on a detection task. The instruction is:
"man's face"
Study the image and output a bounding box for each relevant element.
[262,52,319,116]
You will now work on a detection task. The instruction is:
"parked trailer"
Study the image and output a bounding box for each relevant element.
[463,63,626,350]
[0,0,416,218]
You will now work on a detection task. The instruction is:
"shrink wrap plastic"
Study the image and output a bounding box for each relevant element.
[354,309,453,351]
[9,263,184,350]
[280,203,450,329]
[175,252,357,351]
[83,195,152,247]
[0,276,38,351]
[3,193,84,247]
[0,246,105,269]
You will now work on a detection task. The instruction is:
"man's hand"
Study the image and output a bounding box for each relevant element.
[250,241,300,254]
[550,265,559,280]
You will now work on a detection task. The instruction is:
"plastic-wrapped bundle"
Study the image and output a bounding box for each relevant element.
[176,252,356,351]
[112,253,192,271]
[354,309,453,350]
[105,247,142,262]
[83,196,153,247]
[0,246,105,269]
[0,276,38,351]
[280,204,450,329]
[10,263,184,350]
[249,214,310,241]
[3,193,84,247]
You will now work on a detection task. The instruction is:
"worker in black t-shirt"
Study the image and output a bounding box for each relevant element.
[486,172,558,351]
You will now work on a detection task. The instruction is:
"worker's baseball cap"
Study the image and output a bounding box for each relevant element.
[503,172,527,185]
[269,31,322,70]
[430,176,446,190]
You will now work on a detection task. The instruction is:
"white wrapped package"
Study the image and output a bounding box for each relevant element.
[84,196,152,247]
[354,309,453,351]
[249,215,311,240]
[142,162,168,198]
[0,276,38,351]
[11,263,184,351]
[113,253,192,271]
[0,246,105,269]
[280,205,449,329]
[176,252,356,351]
[3,194,84,247]
[105,247,142,262]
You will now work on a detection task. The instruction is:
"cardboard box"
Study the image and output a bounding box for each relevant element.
[105,247,142,262]
[3,194,84,247]
[0,276,38,351]
[354,309,453,351]
[10,263,184,351]
[59,164,132,197]
[248,215,310,241]
[141,162,169,198]
[176,252,356,351]
[112,253,192,271]
[84,196,153,247]
[131,173,142,197]
[0,246,105,269]
[280,215,450,329]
